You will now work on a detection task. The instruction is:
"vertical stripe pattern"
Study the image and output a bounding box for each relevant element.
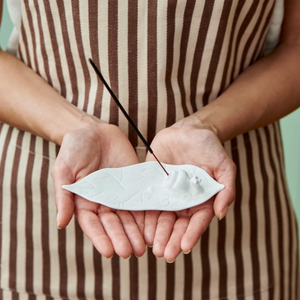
[147,1,158,143]
[1,0,299,299]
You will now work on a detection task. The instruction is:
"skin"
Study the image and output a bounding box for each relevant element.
[144,118,235,261]
[53,122,145,258]
[0,0,300,261]
[143,0,300,261]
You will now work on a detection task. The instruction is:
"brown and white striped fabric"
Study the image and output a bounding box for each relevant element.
[0,0,299,299]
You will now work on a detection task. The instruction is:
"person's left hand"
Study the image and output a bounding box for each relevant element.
[144,116,236,262]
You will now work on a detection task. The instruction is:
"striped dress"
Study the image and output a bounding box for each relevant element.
[0,0,299,299]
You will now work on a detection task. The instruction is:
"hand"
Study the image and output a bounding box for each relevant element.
[52,116,146,258]
[144,116,236,262]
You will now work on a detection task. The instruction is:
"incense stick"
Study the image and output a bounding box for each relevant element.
[89,58,169,176]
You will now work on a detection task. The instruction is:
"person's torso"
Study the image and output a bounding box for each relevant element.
[17,0,276,148]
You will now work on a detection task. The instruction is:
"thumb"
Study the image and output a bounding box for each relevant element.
[51,164,75,229]
[213,164,236,220]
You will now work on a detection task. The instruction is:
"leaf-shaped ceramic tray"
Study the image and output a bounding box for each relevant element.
[62,161,225,211]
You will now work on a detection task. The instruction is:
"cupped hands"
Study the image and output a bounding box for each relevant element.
[52,114,236,262]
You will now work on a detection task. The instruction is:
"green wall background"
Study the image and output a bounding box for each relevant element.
[1,1,299,243]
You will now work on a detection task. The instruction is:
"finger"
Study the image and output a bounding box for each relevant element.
[51,164,75,229]
[99,210,133,259]
[131,211,145,236]
[76,208,114,258]
[164,217,189,262]
[144,210,161,246]
[213,161,236,220]
[213,188,235,220]
[117,211,146,257]
[152,212,176,258]
[181,206,214,253]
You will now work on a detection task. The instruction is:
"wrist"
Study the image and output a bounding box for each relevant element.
[192,105,229,143]
[55,109,121,149]
[173,114,220,139]
[49,106,105,145]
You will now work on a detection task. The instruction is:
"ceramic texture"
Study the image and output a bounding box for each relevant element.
[62,162,225,211]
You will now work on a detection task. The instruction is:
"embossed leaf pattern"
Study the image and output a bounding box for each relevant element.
[62,162,225,211]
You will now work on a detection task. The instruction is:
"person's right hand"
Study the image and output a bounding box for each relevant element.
[51,116,145,259]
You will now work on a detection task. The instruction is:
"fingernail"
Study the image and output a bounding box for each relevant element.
[219,206,228,221]
[56,212,61,229]
[155,256,163,260]
[166,259,175,263]
[123,255,131,260]
[105,255,113,259]
[183,250,191,254]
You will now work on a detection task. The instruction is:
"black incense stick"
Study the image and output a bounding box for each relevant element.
[89,58,169,176]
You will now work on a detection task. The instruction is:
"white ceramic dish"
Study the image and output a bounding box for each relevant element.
[62,161,225,211]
